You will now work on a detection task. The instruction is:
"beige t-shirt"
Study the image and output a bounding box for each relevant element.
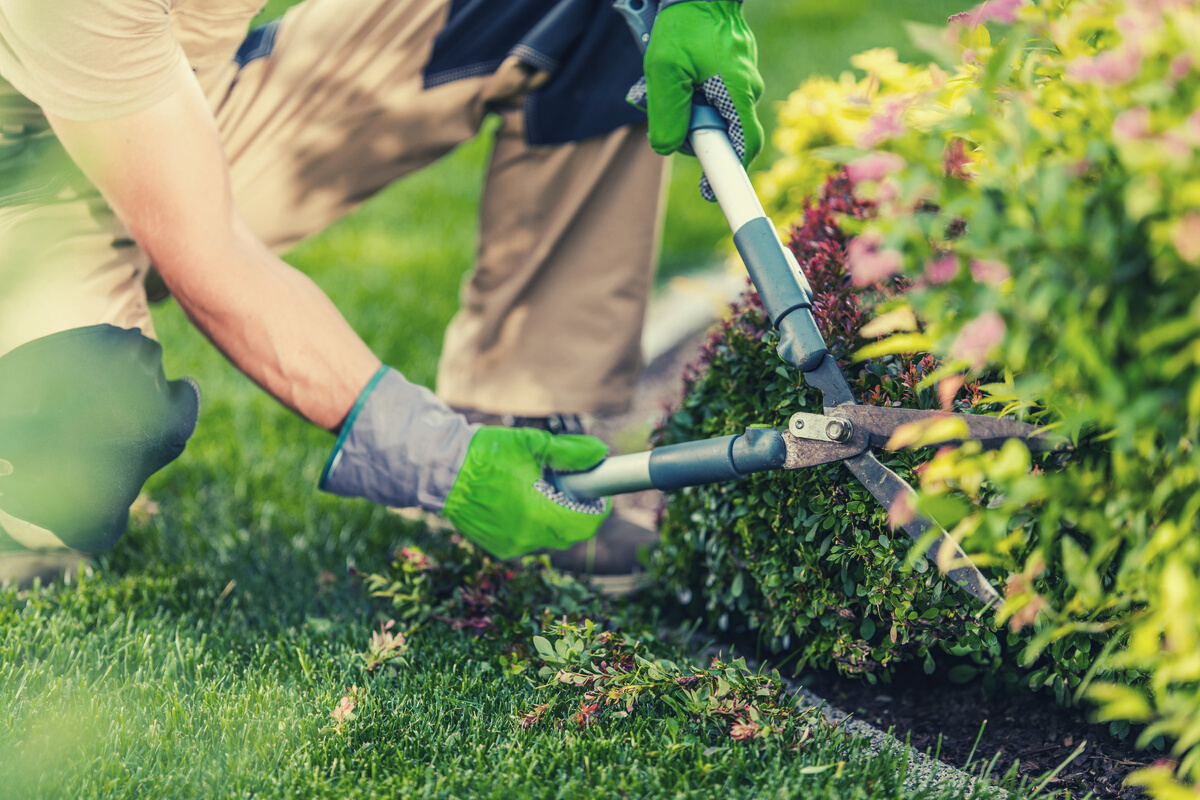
[0,0,263,127]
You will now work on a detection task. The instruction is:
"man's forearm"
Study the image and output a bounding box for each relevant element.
[44,80,381,431]
[169,213,381,430]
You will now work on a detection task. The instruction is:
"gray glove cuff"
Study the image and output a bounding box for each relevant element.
[319,366,479,512]
[659,0,742,9]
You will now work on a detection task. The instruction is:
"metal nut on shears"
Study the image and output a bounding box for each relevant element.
[825,418,853,442]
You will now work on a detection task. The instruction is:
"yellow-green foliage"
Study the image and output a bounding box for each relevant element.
[759,0,1200,793]
[757,47,960,218]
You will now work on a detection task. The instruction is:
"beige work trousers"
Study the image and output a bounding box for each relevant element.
[0,0,667,417]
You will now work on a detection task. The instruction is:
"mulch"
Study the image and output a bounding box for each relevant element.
[801,663,1158,799]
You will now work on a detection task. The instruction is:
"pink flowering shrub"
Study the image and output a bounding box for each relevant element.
[671,0,1200,792]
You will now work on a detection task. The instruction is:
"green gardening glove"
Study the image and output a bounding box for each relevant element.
[442,427,611,559]
[643,0,764,171]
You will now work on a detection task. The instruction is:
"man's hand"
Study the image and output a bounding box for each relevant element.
[643,0,764,169]
[320,367,609,559]
[443,427,610,559]
[43,68,380,430]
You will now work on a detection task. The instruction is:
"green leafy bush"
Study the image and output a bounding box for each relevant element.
[659,0,1200,792]
[652,173,1025,684]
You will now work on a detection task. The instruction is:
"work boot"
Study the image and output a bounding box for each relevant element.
[545,512,655,595]
[450,406,658,593]
[0,530,93,590]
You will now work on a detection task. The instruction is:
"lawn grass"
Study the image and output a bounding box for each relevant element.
[1,570,982,799]
[0,2,1005,797]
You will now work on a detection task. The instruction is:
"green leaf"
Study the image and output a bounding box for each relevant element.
[854,333,934,361]
[947,665,979,684]
[904,21,960,67]
[799,764,836,775]
[1087,683,1154,723]
[532,636,555,661]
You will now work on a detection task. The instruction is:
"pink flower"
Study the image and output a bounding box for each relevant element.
[948,0,1024,26]
[888,493,916,528]
[938,374,966,411]
[399,546,433,570]
[331,692,357,724]
[846,152,906,184]
[951,311,1006,370]
[1174,212,1200,264]
[1115,9,1164,40]
[1160,131,1191,161]
[730,719,761,741]
[943,140,973,180]
[846,233,903,287]
[1169,53,1193,83]
[1112,106,1152,142]
[970,258,1010,285]
[857,100,908,148]
[925,253,959,284]
[1067,44,1143,87]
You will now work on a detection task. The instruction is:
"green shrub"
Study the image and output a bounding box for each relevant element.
[659,0,1200,792]
[652,173,1024,684]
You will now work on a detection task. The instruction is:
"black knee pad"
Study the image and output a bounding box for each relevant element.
[0,325,200,551]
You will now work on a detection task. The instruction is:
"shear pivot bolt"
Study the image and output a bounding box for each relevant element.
[825,419,853,442]
[788,414,805,436]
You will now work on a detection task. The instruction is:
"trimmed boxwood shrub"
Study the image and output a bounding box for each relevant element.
[652,173,1022,683]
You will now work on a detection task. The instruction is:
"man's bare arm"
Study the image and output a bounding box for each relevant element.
[44,71,381,430]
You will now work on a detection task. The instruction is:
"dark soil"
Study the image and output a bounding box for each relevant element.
[800,663,1158,799]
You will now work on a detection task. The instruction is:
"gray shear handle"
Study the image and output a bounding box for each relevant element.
[615,0,830,372]
[557,427,787,500]
[687,105,830,373]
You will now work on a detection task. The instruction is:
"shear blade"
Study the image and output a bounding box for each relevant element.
[836,405,1066,453]
[843,451,1002,609]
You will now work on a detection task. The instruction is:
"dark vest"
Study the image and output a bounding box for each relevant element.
[423,0,647,145]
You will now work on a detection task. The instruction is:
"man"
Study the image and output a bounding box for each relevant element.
[0,0,762,584]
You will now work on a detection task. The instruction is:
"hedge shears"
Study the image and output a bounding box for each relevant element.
[551,0,1064,610]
